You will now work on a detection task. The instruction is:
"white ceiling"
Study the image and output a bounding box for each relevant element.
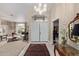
[0,3,55,22]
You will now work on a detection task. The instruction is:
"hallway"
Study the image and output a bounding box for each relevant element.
[0,3,79,56]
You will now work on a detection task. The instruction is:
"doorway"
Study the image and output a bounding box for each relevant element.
[53,19,59,44]
[16,23,25,34]
[31,21,48,42]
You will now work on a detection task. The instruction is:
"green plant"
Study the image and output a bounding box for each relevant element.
[60,28,68,45]
[60,29,66,39]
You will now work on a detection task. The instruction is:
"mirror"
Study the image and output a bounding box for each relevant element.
[68,13,79,43]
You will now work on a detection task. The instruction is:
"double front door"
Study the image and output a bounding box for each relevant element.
[31,21,48,42]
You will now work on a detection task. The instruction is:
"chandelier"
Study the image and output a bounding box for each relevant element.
[34,3,47,15]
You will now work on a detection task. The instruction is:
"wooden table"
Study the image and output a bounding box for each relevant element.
[54,44,79,56]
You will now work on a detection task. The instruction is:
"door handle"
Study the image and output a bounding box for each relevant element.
[40,32,41,35]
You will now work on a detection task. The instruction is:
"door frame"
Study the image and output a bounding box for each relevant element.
[53,19,59,44]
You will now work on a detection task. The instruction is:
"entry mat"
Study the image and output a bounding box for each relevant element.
[24,44,50,56]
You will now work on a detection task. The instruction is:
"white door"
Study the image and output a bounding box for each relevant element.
[31,21,48,42]
[40,22,48,41]
[31,22,39,41]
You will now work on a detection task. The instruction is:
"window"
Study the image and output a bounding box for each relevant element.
[16,23,25,34]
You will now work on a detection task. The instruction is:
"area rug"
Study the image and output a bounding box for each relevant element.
[24,44,50,56]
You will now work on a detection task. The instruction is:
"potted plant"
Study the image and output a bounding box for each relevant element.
[60,29,68,46]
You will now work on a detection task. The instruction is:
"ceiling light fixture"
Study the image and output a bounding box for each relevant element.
[34,3,47,15]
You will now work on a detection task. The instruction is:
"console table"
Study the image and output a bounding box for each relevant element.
[55,44,79,56]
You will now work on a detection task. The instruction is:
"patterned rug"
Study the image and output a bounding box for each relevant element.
[24,44,50,56]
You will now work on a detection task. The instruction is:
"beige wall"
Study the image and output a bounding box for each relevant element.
[57,4,75,44]
[50,4,79,44]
